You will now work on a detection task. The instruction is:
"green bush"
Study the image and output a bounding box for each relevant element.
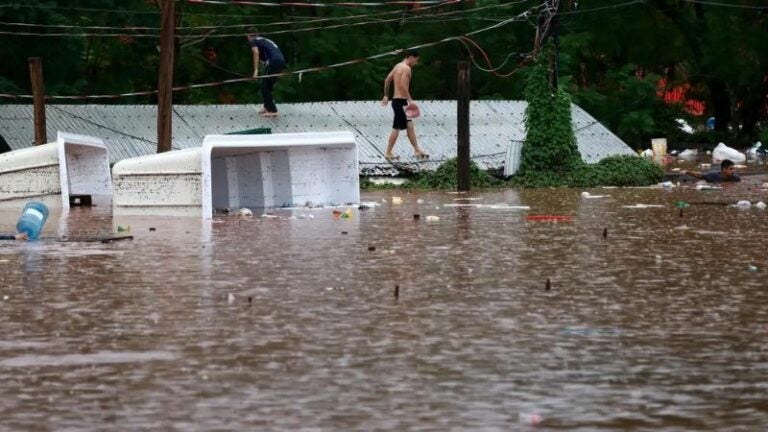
[518,64,582,176]
[511,61,664,188]
[359,177,400,190]
[402,158,501,189]
[571,155,664,187]
[511,155,663,188]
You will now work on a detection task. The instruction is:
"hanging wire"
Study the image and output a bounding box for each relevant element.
[0,0,529,38]
[0,3,543,100]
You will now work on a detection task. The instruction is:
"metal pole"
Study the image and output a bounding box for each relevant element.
[157,0,175,153]
[457,61,470,192]
[28,57,46,145]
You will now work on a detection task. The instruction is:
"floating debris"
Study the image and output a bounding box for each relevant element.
[581,191,609,199]
[358,201,380,209]
[622,204,665,209]
[526,215,573,222]
[696,184,721,191]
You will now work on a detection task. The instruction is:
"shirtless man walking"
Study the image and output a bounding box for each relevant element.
[381,50,428,160]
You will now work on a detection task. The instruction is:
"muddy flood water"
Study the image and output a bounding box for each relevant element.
[1,181,768,431]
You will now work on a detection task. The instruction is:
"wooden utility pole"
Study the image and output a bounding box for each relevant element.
[157,0,176,153]
[28,57,46,145]
[457,61,470,192]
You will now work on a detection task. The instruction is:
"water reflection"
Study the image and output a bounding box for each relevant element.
[1,183,768,430]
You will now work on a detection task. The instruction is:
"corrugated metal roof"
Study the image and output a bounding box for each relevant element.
[0,101,635,174]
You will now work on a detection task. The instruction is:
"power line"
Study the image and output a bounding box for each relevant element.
[0,3,264,18]
[0,3,542,100]
[456,36,533,77]
[192,1,531,38]
[559,0,644,16]
[0,0,457,31]
[0,0,530,39]
[184,0,461,7]
[679,0,768,10]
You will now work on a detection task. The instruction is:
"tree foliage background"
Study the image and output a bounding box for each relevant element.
[1,0,767,147]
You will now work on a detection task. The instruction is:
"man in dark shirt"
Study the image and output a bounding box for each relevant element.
[247,34,286,117]
[682,159,741,183]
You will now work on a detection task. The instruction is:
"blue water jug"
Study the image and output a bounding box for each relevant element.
[16,201,49,240]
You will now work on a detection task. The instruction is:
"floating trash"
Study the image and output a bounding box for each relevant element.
[756,201,767,210]
[519,412,543,426]
[696,184,721,191]
[425,215,440,222]
[581,191,609,199]
[237,208,253,217]
[358,201,380,209]
[748,264,758,272]
[735,200,752,209]
[392,196,403,205]
[622,204,665,209]
[675,201,690,209]
[526,215,573,222]
[485,204,530,210]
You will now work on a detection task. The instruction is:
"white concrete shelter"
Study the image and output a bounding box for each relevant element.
[0,132,112,208]
[113,131,359,218]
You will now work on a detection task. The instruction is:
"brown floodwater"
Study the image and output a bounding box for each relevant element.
[1,179,768,431]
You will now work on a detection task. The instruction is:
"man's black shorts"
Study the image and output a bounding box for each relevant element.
[391,98,410,130]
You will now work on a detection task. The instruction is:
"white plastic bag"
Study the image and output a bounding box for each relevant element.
[746,141,762,159]
[712,142,746,164]
[678,149,698,160]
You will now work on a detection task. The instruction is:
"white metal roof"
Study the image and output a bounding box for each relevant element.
[0,101,635,175]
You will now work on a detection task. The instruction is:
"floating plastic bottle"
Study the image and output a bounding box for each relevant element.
[16,201,49,240]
